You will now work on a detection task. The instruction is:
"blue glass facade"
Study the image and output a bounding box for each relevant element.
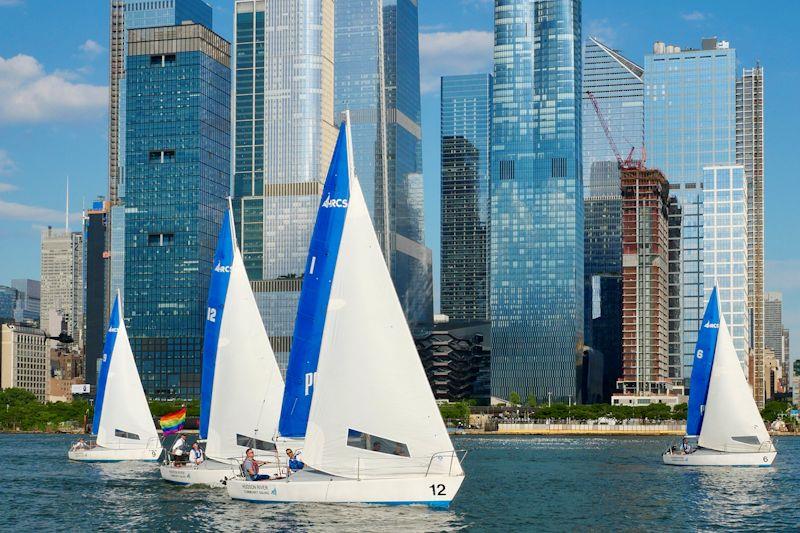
[383,0,433,330]
[490,0,583,402]
[124,0,212,30]
[124,24,230,398]
[440,74,492,323]
[644,39,737,385]
[334,0,389,253]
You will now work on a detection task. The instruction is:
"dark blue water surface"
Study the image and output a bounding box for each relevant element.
[1,434,798,531]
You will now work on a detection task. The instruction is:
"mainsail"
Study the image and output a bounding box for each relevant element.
[201,208,285,460]
[301,116,460,479]
[93,293,159,449]
[698,310,772,452]
[278,126,350,438]
[686,287,720,437]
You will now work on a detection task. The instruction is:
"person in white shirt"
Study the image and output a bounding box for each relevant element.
[171,434,187,465]
[189,442,205,466]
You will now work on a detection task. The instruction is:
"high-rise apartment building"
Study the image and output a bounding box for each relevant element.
[765,292,785,372]
[619,168,670,395]
[83,199,109,388]
[644,38,737,388]
[11,279,40,324]
[440,74,492,323]
[232,0,336,371]
[703,165,750,372]
[383,0,433,330]
[736,65,766,405]
[40,228,83,340]
[0,324,48,401]
[124,23,230,398]
[334,0,390,259]
[582,37,643,395]
[490,0,583,402]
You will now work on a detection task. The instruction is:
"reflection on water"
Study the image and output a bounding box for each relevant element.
[1,433,798,531]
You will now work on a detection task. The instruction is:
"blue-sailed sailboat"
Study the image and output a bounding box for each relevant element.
[663,287,776,466]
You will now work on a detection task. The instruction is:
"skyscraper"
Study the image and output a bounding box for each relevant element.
[644,38,737,388]
[383,0,433,330]
[440,74,492,323]
[124,23,230,398]
[765,292,784,370]
[490,0,583,402]
[703,165,750,371]
[40,228,83,340]
[582,37,643,395]
[11,279,40,324]
[232,0,337,370]
[737,65,766,405]
[334,0,390,259]
[83,199,109,388]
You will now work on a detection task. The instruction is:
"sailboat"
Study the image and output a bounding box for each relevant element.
[160,207,291,486]
[226,114,465,507]
[663,287,777,466]
[68,293,162,462]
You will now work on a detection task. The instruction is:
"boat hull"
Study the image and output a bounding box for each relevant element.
[662,447,776,467]
[160,459,286,487]
[68,446,162,462]
[226,470,464,507]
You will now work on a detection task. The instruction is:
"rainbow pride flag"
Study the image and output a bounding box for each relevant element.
[159,407,186,435]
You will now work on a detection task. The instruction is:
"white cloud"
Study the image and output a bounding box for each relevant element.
[0,198,81,225]
[0,182,17,192]
[0,149,16,176]
[586,18,618,47]
[79,39,105,57]
[681,11,708,22]
[419,30,493,94]
[0,54,107,124]
[0,0,22,6]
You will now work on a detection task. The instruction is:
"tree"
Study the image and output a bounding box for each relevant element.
[525,395,537,408]
[761,400,790,423]
[509,391,521,405]
[439,402,470,422]
[794,359,800,377]
[0,388,37,407]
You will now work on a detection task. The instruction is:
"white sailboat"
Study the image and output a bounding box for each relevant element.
[68,293,162,462]
[663,287,777,466]
[226,114,465,507]
[160,207,292,486]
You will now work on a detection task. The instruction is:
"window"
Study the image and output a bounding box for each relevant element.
[347,429,409,457]
[150,54,176,66]
[148,150,176,163]
[115,429,140,440]
[551,157,567,178]
[148,233,174,246]
[499,160,514,180]
[236,434,276,452]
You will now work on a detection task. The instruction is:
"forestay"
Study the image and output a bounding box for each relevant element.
[302,118,461,479]
[699,311,772,453]
[202,209,285,460]
[93,294,159,450]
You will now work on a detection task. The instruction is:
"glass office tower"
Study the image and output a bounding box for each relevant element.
[124,24,230,398]
[334,0,390,259]
[383,0,433,330]
[703,165,750,369]
[581,37,643,395]
[232,0,337,371]
[644,38,737,386]
[440,74,492,323]
[490,0,583,403]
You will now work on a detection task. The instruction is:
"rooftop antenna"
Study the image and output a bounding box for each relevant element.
[65,176,69,232]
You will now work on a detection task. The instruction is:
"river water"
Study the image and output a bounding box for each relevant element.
[2,433,797,531]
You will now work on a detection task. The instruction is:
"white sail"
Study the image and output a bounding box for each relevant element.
[302,123,459,479]
[699,312,772,453]
[204,213,285,460]
[95,296,159,450]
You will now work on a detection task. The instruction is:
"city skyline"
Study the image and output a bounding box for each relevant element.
[0,0,799,367]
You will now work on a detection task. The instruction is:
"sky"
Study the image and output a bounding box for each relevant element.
[0,0,798,361]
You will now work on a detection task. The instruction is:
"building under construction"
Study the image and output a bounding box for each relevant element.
[618,168,672,396]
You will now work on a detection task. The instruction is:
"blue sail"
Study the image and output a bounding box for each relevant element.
[686,287,721,436]
[278,121,351,437]
[198,210,235,440]
[91,293,121,435]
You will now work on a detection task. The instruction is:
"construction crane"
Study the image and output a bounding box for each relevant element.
[586,91,645,170]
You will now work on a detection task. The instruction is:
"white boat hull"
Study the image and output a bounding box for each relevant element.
[68,446,162,462]
[226,470,464,507]
[160,458,287,487]
[663,447,776,467]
